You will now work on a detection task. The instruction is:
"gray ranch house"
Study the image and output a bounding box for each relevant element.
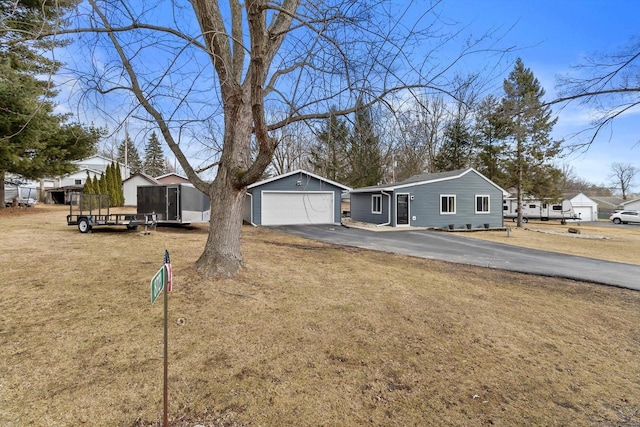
[350,168,506,229]
[243,169,351,226]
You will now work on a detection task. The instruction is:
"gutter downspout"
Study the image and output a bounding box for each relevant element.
[246,192,257,227]
[376,191,392,227]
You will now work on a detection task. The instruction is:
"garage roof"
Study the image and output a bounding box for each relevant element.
[248,169,352,191]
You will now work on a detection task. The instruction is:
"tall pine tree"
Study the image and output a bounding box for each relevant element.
[143,131,166,177]
[500,58,562,227]
[117,135,143,174]
[309,108,350,182]
[346,101,383,187]
[0,0,100,207]
[473,95,509,187]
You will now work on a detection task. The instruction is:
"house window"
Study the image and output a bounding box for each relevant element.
[75,179,82,185]
[440,195,456,214]
[475,195,490,213]
[372,194,382,214]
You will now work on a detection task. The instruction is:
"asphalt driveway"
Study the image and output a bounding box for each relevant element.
[270,224,640,291]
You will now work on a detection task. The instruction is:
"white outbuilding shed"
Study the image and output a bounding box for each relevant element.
[570,193,599,222]
[621,197,640,212]
[122,173,160,206]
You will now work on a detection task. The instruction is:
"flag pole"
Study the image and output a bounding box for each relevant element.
[163,250,170,427]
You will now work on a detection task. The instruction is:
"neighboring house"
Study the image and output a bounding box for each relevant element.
[621,197,640,212]
[58,155,129,187]
[569,193,599,221]
[122,173,161,206]
[45,155,129,204]
[243,169,351,226]
[155,173,190,185]
[589,196,624,219]
[350,168,505,229]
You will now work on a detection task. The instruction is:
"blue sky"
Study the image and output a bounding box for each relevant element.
[56,1,638,190]
[438,0,639,188]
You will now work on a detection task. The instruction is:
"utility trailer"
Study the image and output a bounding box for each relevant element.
[67,193,156,233]
[503,198,578,223]
[136,184,210,225]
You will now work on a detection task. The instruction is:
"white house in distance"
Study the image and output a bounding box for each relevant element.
[46,155,129,204]
[568,193,599,222]
[56,155,130,187]
[621,197,640,212]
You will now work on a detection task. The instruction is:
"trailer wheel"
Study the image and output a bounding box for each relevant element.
[126,225,138,230]
[522,217,528,223]
[78,218,92,233]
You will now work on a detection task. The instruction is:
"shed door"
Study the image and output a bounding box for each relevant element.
[167,187,179,221]
[261,192,334,225]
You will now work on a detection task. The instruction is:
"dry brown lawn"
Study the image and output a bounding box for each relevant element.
[1,205,639,426]
[460,220,640,265]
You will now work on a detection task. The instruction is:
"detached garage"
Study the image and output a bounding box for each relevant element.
[244,170,351,226]
[569,193,599,222]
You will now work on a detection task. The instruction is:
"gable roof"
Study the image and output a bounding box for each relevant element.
[247,169,352,191]
[154,172,188,181]
[123,172,161,185]
[350,168,507,195]
[589,196,624,208]
[621,197,640,206]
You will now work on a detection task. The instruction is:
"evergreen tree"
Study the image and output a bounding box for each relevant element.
[83,171,94,194]
[473,96,509,187]
[346,102,383,187]
[99,173,108,195]
[114,163,124,206]
[500,58,562,227]
[143,131,166,177]
[105,163,116,206]
[433,116,473,172]
[117,136,143,174]
[0,1,101,207]
[308,108,350,182]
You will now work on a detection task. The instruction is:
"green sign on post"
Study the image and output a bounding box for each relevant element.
[151,266,165,304]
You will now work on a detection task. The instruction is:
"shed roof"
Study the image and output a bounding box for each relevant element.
[248,169,352,191]
[123,172,161,185]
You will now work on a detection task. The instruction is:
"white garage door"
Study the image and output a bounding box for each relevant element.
[262,191,334,225]
[573,206,594,221]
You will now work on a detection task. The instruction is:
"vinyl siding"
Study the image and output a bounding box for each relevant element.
[350,192,390,225]
[350,170,504,228]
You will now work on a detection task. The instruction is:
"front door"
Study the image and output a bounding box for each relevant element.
[397,194,409,225]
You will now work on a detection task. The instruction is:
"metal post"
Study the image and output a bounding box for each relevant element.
[163,266,168,427]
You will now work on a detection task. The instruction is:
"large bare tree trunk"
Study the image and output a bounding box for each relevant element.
[196,171,246,276]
